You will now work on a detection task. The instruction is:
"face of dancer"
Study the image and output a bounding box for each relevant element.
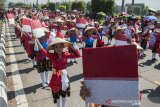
[53,43,64,55]
[87,29,93,36]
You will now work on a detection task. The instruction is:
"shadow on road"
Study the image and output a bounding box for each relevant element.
[7,67,34,77]
[8,83,42,100]
[141,86,160,103]
[70,73,83,83]
[139,60,155,66]
[154,63,160,70]
[6,59,28,66]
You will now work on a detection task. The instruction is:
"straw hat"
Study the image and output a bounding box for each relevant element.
[56,19,64,23]
[135,29,142,34]
[70,27,76,31]
[154,28,160,33]
[48,37,70,50]
[98,26,104,30]
[43,16,49,20]
[84,27,94,33]
[43,27,50,32]
[69,20,76,23]
[111,19,115,23]
[94,22,99,25]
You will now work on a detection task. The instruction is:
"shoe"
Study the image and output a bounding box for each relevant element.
[142,54,146,57]
[46,81,50,85]
[42,83,48,88]
[152,58,158,61]
[33,65,37,68]
[140,55,144,59]
[70,61,73,64]
[74,60,78,64]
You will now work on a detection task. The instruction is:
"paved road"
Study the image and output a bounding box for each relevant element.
[5,23,160,107]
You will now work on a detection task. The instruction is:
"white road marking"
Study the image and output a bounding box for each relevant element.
[6,23,29,107]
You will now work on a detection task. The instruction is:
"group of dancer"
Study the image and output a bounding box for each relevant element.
[5,7,160,107]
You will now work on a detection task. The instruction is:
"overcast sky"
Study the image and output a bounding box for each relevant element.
[6,0,160,10]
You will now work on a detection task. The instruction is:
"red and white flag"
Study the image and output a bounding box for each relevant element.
[56,31,64,39]
[7,13,15,25]
[22,17,31,32]
[60,26,68,35]
[49,14,56,23]
[76,18,88,29]
[30,20,45,38]
[83,45,139,107]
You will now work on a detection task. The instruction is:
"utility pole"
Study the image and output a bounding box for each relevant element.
[121,0,125,12]
[132,0,135,5]
[131,0,135,15]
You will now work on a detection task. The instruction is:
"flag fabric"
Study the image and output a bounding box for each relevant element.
[49,14,56,23]
[56,31,65,39]
[60,26,68,35]
[76,18,88,29]
[115,32,128,46]
[30,19,45,38]
[7,13,15,25]
[83,45,139,107]
[22,17,32,32]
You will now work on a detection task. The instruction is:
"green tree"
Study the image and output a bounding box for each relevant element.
[105,0,115,15]
[71,0,86,11]
[143,6,149,15]
[91,0,115,16]
[133,6,140,15]
[59,5,66,11]
[41,4,48,9]
[8,2,15,8]
[0,0,4,8]
[61,0,71,11]
[15,2,32,8]
[48,2,56,11]
[127,5,133,14]
[87,1,91,11]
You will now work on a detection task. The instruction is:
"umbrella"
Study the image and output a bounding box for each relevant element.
[145,16,158,21]
[97,12,106,17]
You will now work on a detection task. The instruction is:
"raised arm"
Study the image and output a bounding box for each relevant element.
[66,44,81,58]
[35,37,52,59]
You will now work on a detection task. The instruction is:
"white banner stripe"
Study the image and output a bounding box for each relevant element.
[32,28,45,38]
[22,25,31,32]
[84,77,138,81]
[85,79,139,107]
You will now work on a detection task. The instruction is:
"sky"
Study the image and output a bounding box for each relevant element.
[6,0,160,10]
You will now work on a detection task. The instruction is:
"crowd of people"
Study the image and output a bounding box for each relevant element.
[4,8,160,107]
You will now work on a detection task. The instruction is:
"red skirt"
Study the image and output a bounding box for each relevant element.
[96,39,104,47]
[49,71,62,93]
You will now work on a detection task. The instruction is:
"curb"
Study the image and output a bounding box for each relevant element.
[0,22,8,107]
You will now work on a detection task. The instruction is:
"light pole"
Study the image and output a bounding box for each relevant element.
[131,0,135,15]
[121,0,125,12]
